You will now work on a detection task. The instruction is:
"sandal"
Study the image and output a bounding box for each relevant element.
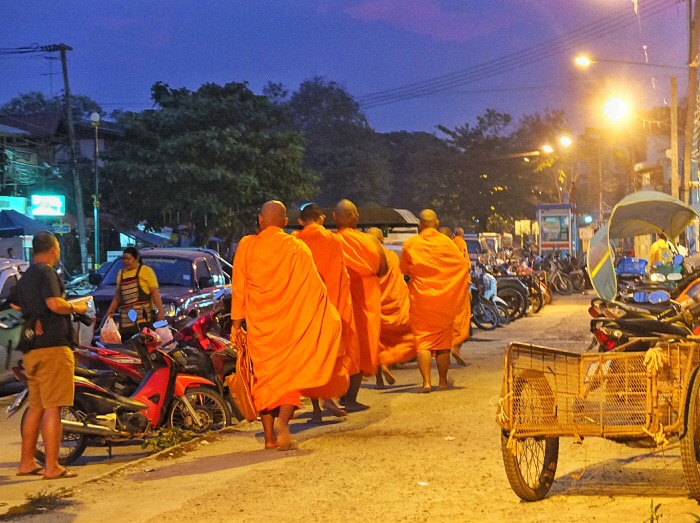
[17,467,44,477]
[43,469,78,480]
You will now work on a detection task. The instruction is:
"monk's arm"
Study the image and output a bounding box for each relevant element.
[230,239,248,329]
[370,236,388,277]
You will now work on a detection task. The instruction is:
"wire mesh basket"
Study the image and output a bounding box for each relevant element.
[497,341,700,441]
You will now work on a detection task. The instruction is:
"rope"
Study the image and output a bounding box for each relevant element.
[569,435,587,480]
[505,425,521,456]
[643,424,670,447]
[644,346,669,374]
[496,392,513,425]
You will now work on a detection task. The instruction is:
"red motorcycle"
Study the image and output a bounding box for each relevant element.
[17,318,230,465]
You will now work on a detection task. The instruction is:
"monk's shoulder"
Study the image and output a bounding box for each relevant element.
[402,234,420,251]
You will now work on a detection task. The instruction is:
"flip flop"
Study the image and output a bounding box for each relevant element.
[381,366,396,385]
[43,469,78,480]
[16,467,44,477]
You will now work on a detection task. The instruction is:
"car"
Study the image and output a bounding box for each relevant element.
[88,248,230,330]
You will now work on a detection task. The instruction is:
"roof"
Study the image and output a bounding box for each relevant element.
[124,229,174,248]
[138,247,219,261]
[287,207,419,229]
[0,113,63,140]
[0,124,28,136]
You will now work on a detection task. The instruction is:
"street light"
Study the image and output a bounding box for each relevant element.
[574,54,685,71]
[603,97,630,123]
[90,111,100,269]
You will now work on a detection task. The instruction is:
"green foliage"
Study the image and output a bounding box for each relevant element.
[103,81,317,241]
[283,77,391,205]
[142,426,195,453]
[0,90,104,120]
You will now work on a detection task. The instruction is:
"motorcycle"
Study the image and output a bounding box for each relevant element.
[15,312,230,465]
[470,282,499,330]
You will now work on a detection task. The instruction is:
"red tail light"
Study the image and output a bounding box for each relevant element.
[588,306,602,318]
[594,329,620,351]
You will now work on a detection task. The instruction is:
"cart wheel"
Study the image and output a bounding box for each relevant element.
[681,369,700,500]
[500,377,559,501]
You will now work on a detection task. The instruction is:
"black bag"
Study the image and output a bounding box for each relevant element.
[16,317,38,354]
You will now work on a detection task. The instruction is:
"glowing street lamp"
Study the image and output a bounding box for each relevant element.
[542,144,554,154]
[559,136,573,148]
[603,97,629,122]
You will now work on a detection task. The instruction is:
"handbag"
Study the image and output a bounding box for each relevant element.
[226,329,258,422]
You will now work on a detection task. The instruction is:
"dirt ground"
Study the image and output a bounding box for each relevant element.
[8,293,700,523]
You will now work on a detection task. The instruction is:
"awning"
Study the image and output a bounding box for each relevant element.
[0,210,51,238]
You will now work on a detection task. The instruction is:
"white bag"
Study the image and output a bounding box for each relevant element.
[156,325,174,346]
[100,317,122,345]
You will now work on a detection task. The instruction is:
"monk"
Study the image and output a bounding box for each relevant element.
[367,227,416,389]
[401,209,471,392]
[334,199,388,411]
[231,201,342,449]
[454,227,468,258]
[294,203,357,423]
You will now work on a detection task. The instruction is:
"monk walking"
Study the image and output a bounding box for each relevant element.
[230,201,342,449]
[451,227,471,366]
[401,210,470,393]
[294,203,357,423]
[334,200,388,411]
[367,228,416,389]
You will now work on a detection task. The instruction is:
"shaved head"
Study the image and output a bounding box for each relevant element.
[367,227,384,244]
[299,203,325,226]
[418,209,439,230]
[334,199,359,229]
[259,200,288,230]
[438,227,454,239]
[455,227,464,236]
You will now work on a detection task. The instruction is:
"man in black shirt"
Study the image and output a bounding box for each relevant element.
[12,232,88,480]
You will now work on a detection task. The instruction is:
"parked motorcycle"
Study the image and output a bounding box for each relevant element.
[14,313,230,465]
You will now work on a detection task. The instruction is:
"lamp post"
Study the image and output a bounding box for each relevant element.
[90,111,100,269]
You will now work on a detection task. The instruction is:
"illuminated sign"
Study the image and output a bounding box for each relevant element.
[30,195,65,217]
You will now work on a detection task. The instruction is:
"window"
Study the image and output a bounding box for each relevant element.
[0,274,18,300]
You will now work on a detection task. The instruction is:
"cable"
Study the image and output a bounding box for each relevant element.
[358,0,681,108]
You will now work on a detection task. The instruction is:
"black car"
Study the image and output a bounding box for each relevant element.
[89,248,230,329]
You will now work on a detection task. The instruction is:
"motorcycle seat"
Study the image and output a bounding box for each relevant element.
[616,317,690,336]
[74,367,116,380]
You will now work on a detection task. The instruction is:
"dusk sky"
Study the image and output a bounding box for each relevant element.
[0,1,690,135]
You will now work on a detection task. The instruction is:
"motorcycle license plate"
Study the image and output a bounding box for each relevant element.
[7,388,28,418]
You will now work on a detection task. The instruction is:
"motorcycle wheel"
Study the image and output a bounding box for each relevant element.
[498,288,526,320]
[681,367,700,502]
[496,303,511,326]
[528,285,544,314]
[571,273,586,293]
[553,275,573,295]
[22,399,89,466]
[472,300,498,330]
[168,386,231,433]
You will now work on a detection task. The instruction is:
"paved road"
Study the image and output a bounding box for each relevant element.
[15,293,696,523]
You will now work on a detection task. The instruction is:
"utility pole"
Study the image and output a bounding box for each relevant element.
[671,76,680,199]
[683,1,700,206]
[50,43,88,273]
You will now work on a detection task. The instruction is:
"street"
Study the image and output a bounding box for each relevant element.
[3,293,700,522]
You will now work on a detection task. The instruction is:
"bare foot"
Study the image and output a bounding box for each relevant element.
[375,382,385,390]
[419,385,432,394]
[308,414,324,424]
[322,399,348,417]
[451,350,466,367]
[275,419,292,449]
[343,401,370,412]
[381,365,396,385]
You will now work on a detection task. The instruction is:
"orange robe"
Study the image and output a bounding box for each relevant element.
[336,228,382,376]
[293,223,357,397]
[400,228,471,352]
[378,248,416,366]
[452,236,472,346]
[231,226,342,412]
[454,236,468,258]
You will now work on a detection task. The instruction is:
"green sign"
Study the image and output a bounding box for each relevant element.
[30,194,65,217]
[52,223,70,234]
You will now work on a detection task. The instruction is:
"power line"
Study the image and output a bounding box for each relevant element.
[358,0,681,108]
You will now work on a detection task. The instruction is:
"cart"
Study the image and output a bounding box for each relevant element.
[497,340,700,501]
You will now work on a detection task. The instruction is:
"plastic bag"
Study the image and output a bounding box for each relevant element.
[156,325,173,346]
[100,316,122,345]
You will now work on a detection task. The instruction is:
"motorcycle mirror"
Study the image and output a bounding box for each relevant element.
[127,309,138,322]
[649,290,671,303]
[650,273,667,283]
[152,319,169,329]
[667,272,683,281]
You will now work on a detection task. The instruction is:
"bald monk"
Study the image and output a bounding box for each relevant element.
[438,227,454,239]
[454,227,468,258]
[231,201,342,449]
[401,209,471,392]
[294,203,357,423]
[334,199,388,411]
[367,228,416,389]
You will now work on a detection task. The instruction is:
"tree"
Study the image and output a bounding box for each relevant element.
[283,77,392,205]
[102,81,317,242]
[0,91,104,119]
